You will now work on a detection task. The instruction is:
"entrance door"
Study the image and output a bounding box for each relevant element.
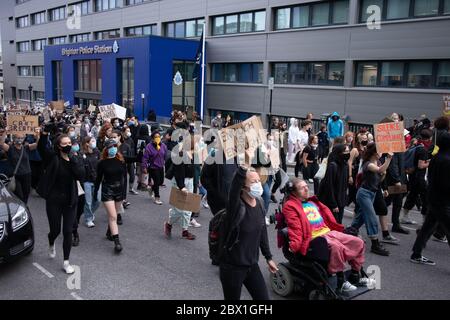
[172,60,197,119]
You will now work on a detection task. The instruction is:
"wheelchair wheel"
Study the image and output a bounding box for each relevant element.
[270,264,294,297]
[308,289,328,300]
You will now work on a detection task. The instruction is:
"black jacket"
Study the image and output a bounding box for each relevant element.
[120,137,136,163]
[318,160,348,209]
[386,152,407,186]
[82,149,100,183]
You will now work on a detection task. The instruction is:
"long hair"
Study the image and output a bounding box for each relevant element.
[362,142,378,163]
[98,122,112,141]
[81,136,94,154]
[101,147,125,162]
[53,134,70,153]
[328,143,347,167]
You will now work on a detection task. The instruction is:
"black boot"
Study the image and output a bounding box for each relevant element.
[113,235,122,253]
[106,227,113,241]
[117,214,123,225]
[72,232,80,247]
[371,239,390,256]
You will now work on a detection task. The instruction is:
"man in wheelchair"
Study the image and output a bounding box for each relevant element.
[282,178,375,293]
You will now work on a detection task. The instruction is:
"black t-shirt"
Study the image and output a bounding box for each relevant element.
[303,145,318,163]
[49,158,72,203]
[414,146,429,179]
[361,161,381,192]
[8,145,31,176]
[96,158,126,188]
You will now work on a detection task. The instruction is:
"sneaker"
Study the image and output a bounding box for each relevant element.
[410,255,436,266]
[117,214,123,226]
[340,281,357,292]
[63,261,75,274]
[148,190,154,199]
[265,216,271,226]
[381,234,400,245]
[189,219,201,228]
[201,196,209,209]
[49,245,56,259]
[270,194,277,204]
[164,222,172,239]
[308,179,314,184]
[359,277,377,288]
[129,189,139,195]
[154,199,163,205]
[123,201,131,209]
[72,233,80,247]
[400,217,417,225]
[392,225,410,234]
[433,235,448,243]
[86,221,95,228]
[182,230,196,240]
[371,243,390,256]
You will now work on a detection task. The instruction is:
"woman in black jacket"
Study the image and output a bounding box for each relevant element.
[317,144,350,224]
[122,126,137,195]
[219,166,278,300]
[80,136,100,228]
[37,131,85,274]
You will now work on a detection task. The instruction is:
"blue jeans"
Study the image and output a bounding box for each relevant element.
[199,185,207,197]
[83,182,100,224]
[352,187,379,238]
[262,175,273,215]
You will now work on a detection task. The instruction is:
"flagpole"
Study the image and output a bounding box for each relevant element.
[200,23,206,121]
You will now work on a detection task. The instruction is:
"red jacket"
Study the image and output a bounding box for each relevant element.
[282,195,344,256]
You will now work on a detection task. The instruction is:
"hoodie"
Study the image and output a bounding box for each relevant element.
[327,112,344,139]
[428,133,450,206]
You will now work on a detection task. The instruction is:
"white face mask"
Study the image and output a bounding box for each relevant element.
[126,131,132,138]
[248,182,263,199]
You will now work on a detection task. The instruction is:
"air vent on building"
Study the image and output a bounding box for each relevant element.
[9,17,13,21]
[10,40,15,44]
[11,64,16,67]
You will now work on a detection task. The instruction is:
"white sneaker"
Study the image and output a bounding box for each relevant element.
[340,281,357,292]
[49,245,56,259]
[189,218,201,228]
[201,196,209,209]
[400,216,417,225]
[154,199,163,205]
[265,216,271,226]
[359,277,377,288]
[63,261,75,274]
[308,179,314,184]
[86,221,95,228]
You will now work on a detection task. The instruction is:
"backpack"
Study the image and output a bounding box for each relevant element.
[208,208,228,265]
[164,156,174,180]
[404,145,423,174]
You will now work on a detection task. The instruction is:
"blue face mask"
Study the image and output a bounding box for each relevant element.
[71,145,80,153]
[108,147,118,158]
[90,142,97,149]
[128,121,135,127]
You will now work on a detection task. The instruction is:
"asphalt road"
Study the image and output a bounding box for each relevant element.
[0,180,449,300]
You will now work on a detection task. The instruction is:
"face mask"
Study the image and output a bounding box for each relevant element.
[342,153,350,162]
[311,144,318,149]
[126,132,132,138]
[360,140,368,146]
[69,131,76,138]
[60,145,72,154]
[248,182,263,199]
[154,137,161,145]
[90,141,97,149]
[14,138,24,145]
[71,145,80,153]
[108,147,118,158]
[84,119,90,124]
[113,123,119,128]
[128,121,135,127]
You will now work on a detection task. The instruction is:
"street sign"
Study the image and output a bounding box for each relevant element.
[268,77,275,91]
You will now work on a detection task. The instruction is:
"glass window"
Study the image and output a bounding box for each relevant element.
[167,23,175,37]
[252,63,263,83]
[226,15,238,33]
[240,13,253,33]
[360,0,384,22]
[197,19,205,36]
[333,0,349,24]
[414,0,439,16]
[213,16,224,35]
[224,64,237,82]
[288,63,307,84]
[274,63,288,84]
[254,11,266,31]
[312,2,330,26]
[238,64,252,82]
[33,66,44,77]
[175,22,185,38]
[212,64,224,82]
[292,6,309,28]
[445,0,450,14]
[356,62,378,86]
[436,61,450,87]
[380,62,405,87]
[407,62,433,88]
[386,0,410,19]
[276,8,291,30]
[143,26,151,35]
[310,63,327,84]
[186,20,196,37]
[328,62,345,85]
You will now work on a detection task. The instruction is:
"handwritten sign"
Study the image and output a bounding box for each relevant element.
[6,115,39,135]
[6,110,26,116]
[444,95,450,118]
[169,188,202,213]
[88,104,97,112]
[374,121,406,154]
[99,103,127,121]
[50,100,65,113]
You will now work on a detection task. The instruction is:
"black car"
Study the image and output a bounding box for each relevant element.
[0,174,34,264]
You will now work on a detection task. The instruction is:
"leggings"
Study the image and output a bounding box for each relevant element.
[219,263,270,300]
[13,173,31,204]
[29,160,42,190]
[149,168,164,198]
[271,170,282,194]
[73,194,86,234]
[127,163,136,189]
[46,200,77,260]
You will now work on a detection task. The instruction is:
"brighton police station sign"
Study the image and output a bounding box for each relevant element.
[61,40,119,57]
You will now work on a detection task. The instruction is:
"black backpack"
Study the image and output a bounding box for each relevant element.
[208,208,227,266]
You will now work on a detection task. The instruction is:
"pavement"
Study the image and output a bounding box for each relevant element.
[0,181,449,300]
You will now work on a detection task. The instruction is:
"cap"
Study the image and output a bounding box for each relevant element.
[104,139,117,149]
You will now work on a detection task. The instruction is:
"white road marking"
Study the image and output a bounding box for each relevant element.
[71,292,84,300]
[32,263,54,279]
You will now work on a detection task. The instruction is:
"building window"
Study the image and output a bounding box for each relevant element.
[34,91,45,101]
[77,60,102,92]
[166,18,204,38]
[32,39,47,51]
[16,16,29,28]
[273,61,345,86]
[49,36,67,45]
[386,0,410,20]
[211,63,263,83]
[414,0,440,16]
[49,6,66,21]
[356,60,450,88]
[69,1,91,16]
[213,10,266,35]
[53,61,63,100]
[18,66,31,77]
[126,0,148,4]
[17,41,30,53]
[125,24,156,37]
[275,1,348,30]
[360,0,384,22]
[445,0,450,14]
[94,29,120,40]
[19,89,31,101]
[120,59,135,112]
[95,0,117,12]
[70,33,91,43]
[31,11,46,25]
[33,66,45,77]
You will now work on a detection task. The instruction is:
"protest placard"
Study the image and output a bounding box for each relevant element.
[113,103,127,120]
[169,188,202,213]
[99,104,127,121]
[443,95,450,118]
[88,104,97,112]
[6,115,39,135]
[50,100,65,113]
[374,121,406,154]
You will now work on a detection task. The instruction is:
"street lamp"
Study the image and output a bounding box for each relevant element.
[141,93,145,121]
[28,84,33,105]
[268,77,274,133]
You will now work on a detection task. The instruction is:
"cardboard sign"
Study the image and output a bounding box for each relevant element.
[6,111,26,116]
[6,115,39,135]
[50,100,65,113]
[388,185,408,195]
[374,121,406,154]
[88,104,97,112]
[444,95,450,118]
[99,103,127,121]
[169,187,202,213]
[113,103,127,120]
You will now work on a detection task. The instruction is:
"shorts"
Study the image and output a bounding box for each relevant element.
[101,182,124,202]
[374,188,388,216]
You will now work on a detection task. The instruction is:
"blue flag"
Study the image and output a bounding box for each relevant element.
[192,30,204,80]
